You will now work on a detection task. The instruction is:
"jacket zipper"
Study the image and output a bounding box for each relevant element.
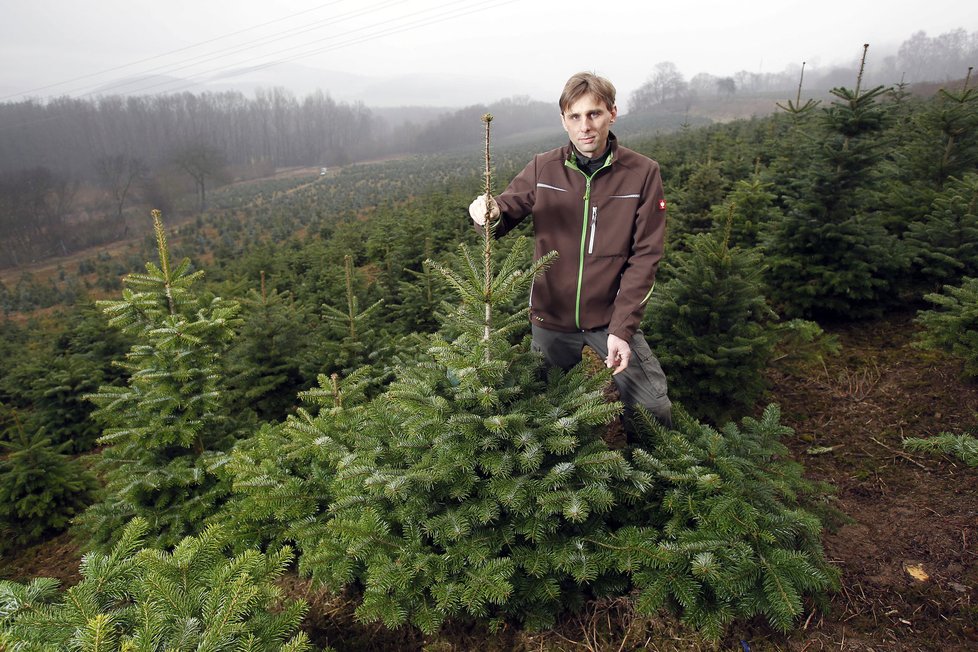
[566,153,614,329]
[587,206,598,254]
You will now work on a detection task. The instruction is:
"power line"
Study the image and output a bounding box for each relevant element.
[1,1,346,102]
[0,0,518,132]
[118,0,516,97]
[75,0,407,98]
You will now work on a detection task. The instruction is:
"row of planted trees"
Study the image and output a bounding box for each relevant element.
[1,200,838,648]
[1,62,977,648]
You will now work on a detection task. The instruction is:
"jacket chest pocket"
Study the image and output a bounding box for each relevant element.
[588,194,640,256]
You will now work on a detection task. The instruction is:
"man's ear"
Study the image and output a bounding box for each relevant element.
[610,105,618,123]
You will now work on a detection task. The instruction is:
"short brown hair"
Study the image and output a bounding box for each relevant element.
[559,72,616,113]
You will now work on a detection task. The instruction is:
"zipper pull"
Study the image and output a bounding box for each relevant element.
[588,206,598,254]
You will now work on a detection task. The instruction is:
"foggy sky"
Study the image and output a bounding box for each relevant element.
[1,0,976,107]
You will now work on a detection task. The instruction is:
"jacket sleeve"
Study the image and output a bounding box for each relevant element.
[490,156,538,238]
[608,161,667,341]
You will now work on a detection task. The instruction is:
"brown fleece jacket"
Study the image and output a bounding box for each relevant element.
[492,134,667,341]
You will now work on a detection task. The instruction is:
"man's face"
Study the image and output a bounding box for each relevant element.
[560,93,617,158]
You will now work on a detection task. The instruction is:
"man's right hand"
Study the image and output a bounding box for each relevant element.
[468,194,499,226]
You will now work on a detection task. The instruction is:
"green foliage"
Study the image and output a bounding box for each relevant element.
[0,306,127,454]
[915,276,978,378]
[77,211,243,550]
[296,236,639,633]
[606,404,838,639]
[708,176,781,249]
[225,276,316,422]
[764,81,907,319]
[900,75,978,188]
[904,432,978,467]
[644,226,778,423]
[0,518,317,651]
[219,368,375,552]
[905,172,978,292]
[0,429,97,551]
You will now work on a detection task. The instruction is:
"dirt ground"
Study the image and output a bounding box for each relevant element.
[2,309,976,651]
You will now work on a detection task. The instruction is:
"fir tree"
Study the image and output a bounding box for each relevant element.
[0,518,316,651]
[709,174,781,249]
[907,67,978,189]
[764,45,906,319]
[914,276,978,378]
[644,222,778,424]
[904,172,978,292]
[219,368,375,552]
[604,405,838,639]
[226,271,315,422]
[0,427,97,551]
[265,116,639,632]
[311,254,386,380]
[77,210,242,550]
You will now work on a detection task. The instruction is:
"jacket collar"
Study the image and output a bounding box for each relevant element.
[566,132,619,166]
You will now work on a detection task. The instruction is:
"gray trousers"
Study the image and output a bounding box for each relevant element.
[531,324,673,428]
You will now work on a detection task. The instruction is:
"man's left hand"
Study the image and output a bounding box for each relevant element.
[606,334,631,375]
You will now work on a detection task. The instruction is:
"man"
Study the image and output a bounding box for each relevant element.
[468,71,672,428]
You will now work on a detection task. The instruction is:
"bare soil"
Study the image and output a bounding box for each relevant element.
[2,310,976,651]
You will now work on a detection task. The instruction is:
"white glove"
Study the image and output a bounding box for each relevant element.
[468,194,500,226]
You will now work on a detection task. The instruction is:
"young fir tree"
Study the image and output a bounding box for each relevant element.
[0,518,315,651]
[219,367,375,553]
[904,172,978,293]
[901,67,978,191]
[765,46,906,319]
[0,427,97,551]
[77,210,242,551]
[605,405,838,640]
[226,271,315,422]
[644,220,778,424]
[708,174,781,249]
[914,276,978,378]
[274,116,640,632]
[314,254,386,378]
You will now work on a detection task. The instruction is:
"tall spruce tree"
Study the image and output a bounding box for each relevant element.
[77,210,242,550]
[765,46,906,319]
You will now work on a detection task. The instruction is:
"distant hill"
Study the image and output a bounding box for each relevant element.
[88,61,547,108]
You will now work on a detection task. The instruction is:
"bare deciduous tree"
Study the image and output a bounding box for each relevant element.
[95,154,147,234]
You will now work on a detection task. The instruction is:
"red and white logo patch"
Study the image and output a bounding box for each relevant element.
[658,199,667,211]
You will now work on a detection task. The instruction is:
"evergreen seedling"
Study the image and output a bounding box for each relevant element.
[77,210,242,550]
[914,276,978,378]
[0,518,316,651]
[644,221,777,423]
[0,427,96,551]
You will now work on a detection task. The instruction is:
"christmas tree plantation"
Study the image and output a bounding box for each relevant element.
[223,193,837,639]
